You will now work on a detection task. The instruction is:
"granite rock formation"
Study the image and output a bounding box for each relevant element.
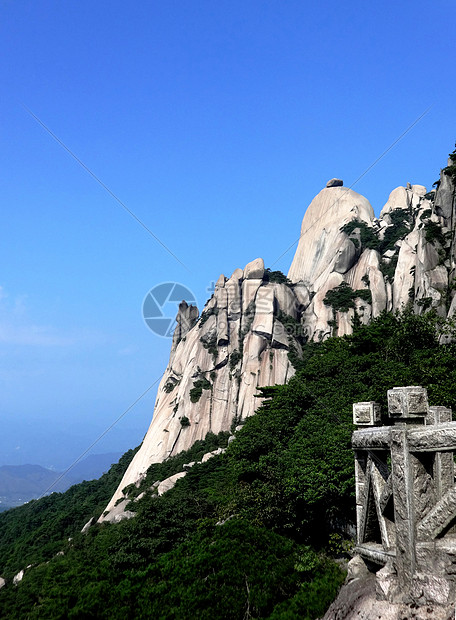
[100,258,302,518]
[288,166,455,340]
[323,570,454,620]
[100,155,456,522]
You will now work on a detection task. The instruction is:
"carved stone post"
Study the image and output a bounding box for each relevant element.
[352,386,456,606]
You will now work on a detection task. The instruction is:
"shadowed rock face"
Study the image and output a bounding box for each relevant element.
[100,161,456,522]
[323,571,455,620]
[170,301,199,363]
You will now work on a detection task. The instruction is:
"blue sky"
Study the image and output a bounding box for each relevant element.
[0,0,455,469]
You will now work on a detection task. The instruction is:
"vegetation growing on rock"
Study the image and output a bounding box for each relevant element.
[164,380,177,393]
[443,144,456,184]
[340,220,378,249]
[380,208,412,253]
[323,282,372,313]
[200,332,218,360]
[189,377,212,403]
[229,349,242,370]
[263,268,292,285]
[198,306,218,328]
[2,311,456,618]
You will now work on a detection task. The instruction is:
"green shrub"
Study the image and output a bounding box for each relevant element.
[164,381,176,393]
[136,521,329,620]
[379,254,398,283]
[263,268,292,285]
[416,297,433,311]
[323,282,371,313]
[423,220,446,246]
[379,208,412,254]
[340,221,378,249]
[443,145,456,184]
[199,307,218,328]
[229,349,242,371]
[420,208,432,221]
[189,378,212,403]
[200,333,218,360]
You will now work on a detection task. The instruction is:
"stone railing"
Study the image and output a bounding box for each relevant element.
[353,386,456,606]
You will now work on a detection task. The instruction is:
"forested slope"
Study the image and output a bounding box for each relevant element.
[1,310,456,618]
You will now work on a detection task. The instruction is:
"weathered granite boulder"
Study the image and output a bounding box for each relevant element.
[157,472,187,496]
[201,447,226,463]
[346,555,369,583]
[288,186,374,286]
[333,237,357,274]
[411,184,427,196]
[112,510,136,524]
[323,571,454,619]
[380,186,410,219]
[243,257,265,280]
[81,517,94,534]
[326,178,343,187]
[101,498,136,524]
[287,171,455,340]
[435,166,455,220]
[13,570,24,586]
[171,301,199,358]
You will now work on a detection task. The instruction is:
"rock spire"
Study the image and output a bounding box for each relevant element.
[100,154,456,522]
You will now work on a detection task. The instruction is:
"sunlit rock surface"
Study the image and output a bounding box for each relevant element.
[100,262,301,519]
[101,162,456,522]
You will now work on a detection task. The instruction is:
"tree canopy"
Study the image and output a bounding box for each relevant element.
[1,310,456,618]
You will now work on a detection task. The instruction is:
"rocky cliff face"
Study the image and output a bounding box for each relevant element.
[101,258,303,517]
[288,166,456,340]
[100,156,456,521]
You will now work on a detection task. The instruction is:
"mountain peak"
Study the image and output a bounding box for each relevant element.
[99,154,456,523]
[288,186,374,286]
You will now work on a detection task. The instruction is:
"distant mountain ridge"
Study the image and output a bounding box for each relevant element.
[0,453,122,510]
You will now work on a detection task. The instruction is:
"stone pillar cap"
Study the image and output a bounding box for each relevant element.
[353,401,381,426]
[387,386,428,419]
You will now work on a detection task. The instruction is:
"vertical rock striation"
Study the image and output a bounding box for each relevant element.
[100,153,456,521]
[288,169,456,338]
[100,259,303,519]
